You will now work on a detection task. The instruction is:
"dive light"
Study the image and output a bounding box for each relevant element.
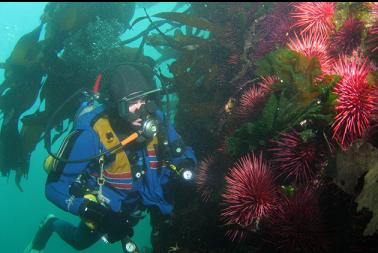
[169,163,194,181]
[181,169,194,181]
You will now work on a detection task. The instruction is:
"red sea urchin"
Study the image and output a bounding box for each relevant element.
[237,85,267,119]
[332,76,378,149]
[258,75,280,94]
[196,155,228,203]
[331,54,378,149]
[291,2,336,37]
[268,187,328,253]
[255,3,293,58]
[236,75,277,119]
[329,17,364,56]
[333,53,372,79]
[269,130,326,184]
[288,32,333,74]
[220,153,278,241]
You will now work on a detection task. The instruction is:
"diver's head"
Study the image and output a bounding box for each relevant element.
[108,64,155,127]
[105,64,160,140]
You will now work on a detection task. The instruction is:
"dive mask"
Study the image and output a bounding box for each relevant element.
[117,88,161,121]
[117,97,159,139]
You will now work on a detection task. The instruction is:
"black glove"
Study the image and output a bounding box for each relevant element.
[79,201,133,243]
[106,212,134,243]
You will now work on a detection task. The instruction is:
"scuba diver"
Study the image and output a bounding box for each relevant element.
[23,64,197,253]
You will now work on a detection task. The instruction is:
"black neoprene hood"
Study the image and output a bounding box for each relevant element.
[109,64,154,102]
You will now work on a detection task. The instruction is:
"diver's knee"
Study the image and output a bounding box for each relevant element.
[71,242,91,251]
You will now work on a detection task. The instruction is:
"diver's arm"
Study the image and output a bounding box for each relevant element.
[45,129,99,215]
[156,110,197,165]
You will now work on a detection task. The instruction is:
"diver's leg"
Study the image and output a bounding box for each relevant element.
[23,214,58,253]
[149,206,173,253]
[52,219,103,250]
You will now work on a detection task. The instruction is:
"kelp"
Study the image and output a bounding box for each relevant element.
[43,2,135,39]
[121,20,177,46]
[0,3,137,187]
[153,11,223,35]
[123,10,220,49]
[146,29,209,50]
[5,24,43,67]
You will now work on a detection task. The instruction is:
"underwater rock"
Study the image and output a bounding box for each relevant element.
[334,140,378,236]
[356,156,378,236]
[334,140,378,195]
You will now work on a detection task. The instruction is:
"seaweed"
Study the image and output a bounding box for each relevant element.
[153,11,223,35]
[226,48,338,158]
[0,3,137,186]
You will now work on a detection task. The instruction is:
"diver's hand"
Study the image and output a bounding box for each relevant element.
[106,212,134,243]
[79,201,111,231]
[79,201,133,243]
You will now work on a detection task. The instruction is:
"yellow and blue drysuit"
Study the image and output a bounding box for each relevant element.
[43,103,196,249]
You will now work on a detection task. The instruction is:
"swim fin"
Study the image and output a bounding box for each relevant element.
[23,215,57,253]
